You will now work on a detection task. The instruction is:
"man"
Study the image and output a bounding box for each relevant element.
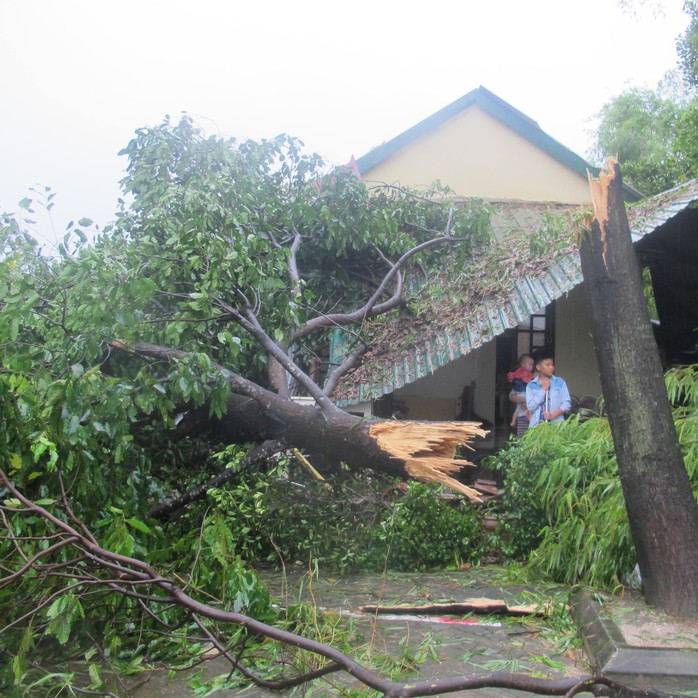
[526,352,571,428]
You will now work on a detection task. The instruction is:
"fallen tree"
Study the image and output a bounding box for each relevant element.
[0,469,684,698]
[122,340,487,520]
[1,117,496,531]
[0,122,502,694]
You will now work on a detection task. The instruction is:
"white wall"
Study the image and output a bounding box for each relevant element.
[391,342,496,422]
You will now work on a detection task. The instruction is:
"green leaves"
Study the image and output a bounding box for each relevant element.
[677,0,698,89]
[591,83,698,195]
[46,593,85,645]
[491,375,698,590]
[0,118,497,696]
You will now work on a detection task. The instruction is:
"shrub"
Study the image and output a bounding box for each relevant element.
[525,417,635,587]
[199,455,486,574]
[489,416,634,587]
[489,364,698,590]
[370,482,486,571]
[487,439,549,561]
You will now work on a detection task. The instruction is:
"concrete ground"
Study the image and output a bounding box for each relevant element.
[133,567,589,697]
[129,567,698,697]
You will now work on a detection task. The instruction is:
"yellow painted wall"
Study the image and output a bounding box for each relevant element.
[362,106,591,205]
[554,286,602,399]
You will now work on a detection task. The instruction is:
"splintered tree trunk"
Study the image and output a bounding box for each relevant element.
[578,159,698,617]
[218,390,487,501]
[127,342,488,505]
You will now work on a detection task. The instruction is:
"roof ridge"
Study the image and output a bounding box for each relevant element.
[356,87,643,203]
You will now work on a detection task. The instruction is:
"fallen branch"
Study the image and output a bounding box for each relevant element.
[146,439,288,520]
[360,597,562,618]
[0,470,684,697]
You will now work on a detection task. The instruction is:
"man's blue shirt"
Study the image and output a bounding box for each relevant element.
[526,375,571,428]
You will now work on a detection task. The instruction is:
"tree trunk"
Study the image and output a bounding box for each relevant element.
[578,159,698,617]
[128,342,488,503]
[217,392,487,500]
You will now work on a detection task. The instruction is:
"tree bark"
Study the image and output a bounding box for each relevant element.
[126,342,488,503]
[578,159,698,617]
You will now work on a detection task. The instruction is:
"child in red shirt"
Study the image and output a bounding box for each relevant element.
[507,354,534,427]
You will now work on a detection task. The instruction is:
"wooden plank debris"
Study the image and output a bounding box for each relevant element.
[360,597,562,618]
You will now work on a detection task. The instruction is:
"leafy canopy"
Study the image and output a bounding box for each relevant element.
[677,0,698,88]
[0,115,491,527]
[590,81,698,195]
[590,3,698,196]
[0,118,493,693]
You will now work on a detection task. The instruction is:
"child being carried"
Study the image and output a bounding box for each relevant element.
[507,354,534,427]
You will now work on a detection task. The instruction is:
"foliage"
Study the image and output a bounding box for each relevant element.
[591,2,698,196]
[197,462,485,574]
[488,366,698,588]
[589,83,697,195]
[677,0,698,89]
[525,418,636,588]
[0,120,494,695]
[489,439,550,561]
[370,482,486,572]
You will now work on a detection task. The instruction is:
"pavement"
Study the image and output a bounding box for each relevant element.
[131,566,698,697]
[572,589,698,694]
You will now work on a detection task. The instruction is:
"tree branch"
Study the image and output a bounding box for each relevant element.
[2,469,677,698]
[146,439,288,520]
[213,300,336,410]
[322,343,369,396]
[291,235,465,343]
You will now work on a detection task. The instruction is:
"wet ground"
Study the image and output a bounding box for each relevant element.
[131,567,589,697]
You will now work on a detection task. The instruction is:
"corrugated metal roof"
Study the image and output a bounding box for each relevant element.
[332,183,698,406]
[629,179,698,242]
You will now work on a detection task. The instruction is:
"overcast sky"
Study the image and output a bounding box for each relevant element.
[0,0,689,246]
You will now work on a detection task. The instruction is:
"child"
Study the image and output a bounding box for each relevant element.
[507,354,534,428]
[526,352,571,428]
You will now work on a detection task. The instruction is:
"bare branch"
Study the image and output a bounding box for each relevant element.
[1,469,665,698]
[213,300,335,411]
[322,343,369,397]
[287,223,303,296]
[292,235,465,343]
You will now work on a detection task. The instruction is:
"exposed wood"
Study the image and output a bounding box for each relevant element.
[292,448,332,490]
[579,158,698,618]
[120,342,489,511]
[360,597,558,618]
[369,421,487,500]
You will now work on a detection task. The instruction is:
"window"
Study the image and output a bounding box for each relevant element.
[517,302,555,357]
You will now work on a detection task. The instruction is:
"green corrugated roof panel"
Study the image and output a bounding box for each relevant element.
[332,182,698,406]
[333,251,588,406]
[629,179,698,241]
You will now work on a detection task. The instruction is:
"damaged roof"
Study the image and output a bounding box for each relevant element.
[332,180,698,407]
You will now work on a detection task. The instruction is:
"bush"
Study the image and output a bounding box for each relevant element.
[370,482,486,571]
[488,417,634,587]
[526,418,636,587]
[487,440,549,561]
[199,456,486,574]
[488,364,698,590]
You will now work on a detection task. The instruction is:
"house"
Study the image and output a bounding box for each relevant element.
[330,88,697,446]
